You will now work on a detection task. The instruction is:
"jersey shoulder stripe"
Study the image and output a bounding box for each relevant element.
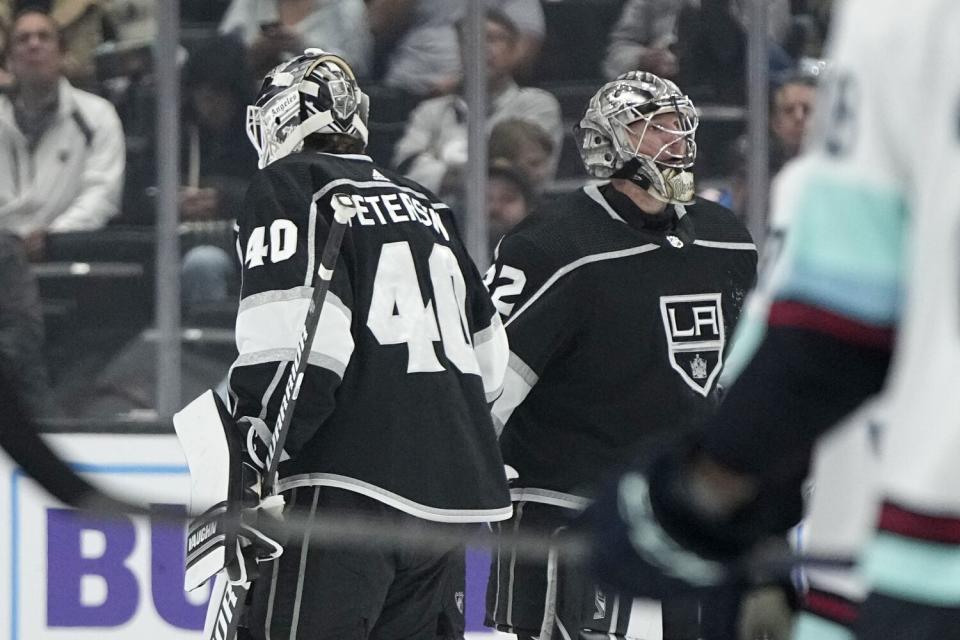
[503,188,658,265]
[692,239,756,251]
[685,197,755,246]
[504,243,659,328]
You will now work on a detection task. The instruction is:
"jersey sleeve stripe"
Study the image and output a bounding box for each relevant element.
[771,173,906,327]
[258,363,288,420]
[692,239,758,251]
[768,300,894,349]
[472,313,500,347]
[802,588,860,627]
[304,200,318,286]
[474,312,509,399]
[862,531,960,604]
[235,290,355,376]
[504,245,660,328]
[233,349,350,379]
[238,285,317,313]
[491,352,539,437]
[877,501,960,544]
[775,268,901,328]
[507,351,538,386]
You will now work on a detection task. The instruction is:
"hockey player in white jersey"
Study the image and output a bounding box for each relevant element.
[723,154,885,640]
[582,0,960,638]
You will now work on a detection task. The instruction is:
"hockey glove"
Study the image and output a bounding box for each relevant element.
[737,584,796,640]
[224,458,285,585]
[224,417,288,586]
[580,448,773,599]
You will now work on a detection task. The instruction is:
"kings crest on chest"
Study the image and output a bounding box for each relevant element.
[658,293,725,396]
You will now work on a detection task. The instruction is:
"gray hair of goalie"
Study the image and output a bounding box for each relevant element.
[576,71,699,205]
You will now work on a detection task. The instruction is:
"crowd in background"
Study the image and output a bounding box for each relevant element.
[0,0,831,420]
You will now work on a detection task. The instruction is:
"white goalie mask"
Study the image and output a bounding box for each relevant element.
[246,49,370,168]
[576,71,699,205]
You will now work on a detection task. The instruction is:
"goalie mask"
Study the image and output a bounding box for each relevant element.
[246,49,370,168]
[576,71,699,205]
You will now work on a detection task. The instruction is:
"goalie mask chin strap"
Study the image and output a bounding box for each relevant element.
[613,159,695,205]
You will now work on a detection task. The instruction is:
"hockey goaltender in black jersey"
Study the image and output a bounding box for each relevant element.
[485,72,756,640]
[488,185,756,497]
[231,151,511,518]
[222,50,511,640]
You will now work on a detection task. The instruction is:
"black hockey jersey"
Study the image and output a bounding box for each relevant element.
[229,151,511,523]
[485,183,756,505]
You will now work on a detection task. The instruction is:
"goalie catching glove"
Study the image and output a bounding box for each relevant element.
[174,391,286,591]
[225,446,285,586]
[229,416,289,584]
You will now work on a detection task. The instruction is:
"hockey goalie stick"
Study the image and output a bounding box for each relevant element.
[206,193,357,640]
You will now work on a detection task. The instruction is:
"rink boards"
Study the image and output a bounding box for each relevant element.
[0,433,507,640]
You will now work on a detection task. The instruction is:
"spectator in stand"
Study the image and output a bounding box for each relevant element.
[219,0,371,81]
[603,0,686,81]
[677,0,794,104]
[488,0,545,79]
[770,69,818,176]
[104,0,153,43]
[789,0,833,57]
[0,4,10,87]
[181,36,257,224]
[179,36,258,315]
[392,10,561,200]
[367,0,464,111]
[487,159,533,250]
[0,7,124,261]
[0,0,113,90]
[489,118,555,194]
[368,0,543,113]
[704,66,820,220]
[47,0,109,89]
[603,0,792,104]
[0,233,49,416]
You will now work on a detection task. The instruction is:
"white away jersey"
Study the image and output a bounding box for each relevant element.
[755,0,960,606]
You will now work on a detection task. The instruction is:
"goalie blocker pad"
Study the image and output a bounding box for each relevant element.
[174,390,250,592]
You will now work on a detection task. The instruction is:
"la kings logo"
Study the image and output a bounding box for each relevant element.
[659,293,725,396]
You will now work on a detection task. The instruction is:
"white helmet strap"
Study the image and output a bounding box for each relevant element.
[269,110,335,168]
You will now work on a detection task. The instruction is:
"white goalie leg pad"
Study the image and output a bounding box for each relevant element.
[202,573,246,640]
[174,390,244,591]
[203,573,228,638]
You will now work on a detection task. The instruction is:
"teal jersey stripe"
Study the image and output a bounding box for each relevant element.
[772,174,906,327]
[862,532,960,605]
[719,300,766,386]
[777,266,900,326]
[793,612,856,640]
